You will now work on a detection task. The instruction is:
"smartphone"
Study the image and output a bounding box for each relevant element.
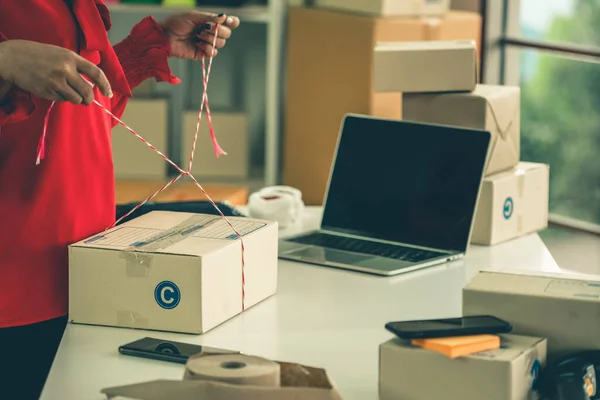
[385,315,512,339]
[118,337,239,364]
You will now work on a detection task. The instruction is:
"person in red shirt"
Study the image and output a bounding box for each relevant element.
[0,1,239,398]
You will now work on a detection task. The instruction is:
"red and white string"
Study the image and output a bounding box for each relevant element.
[36,23,247,310]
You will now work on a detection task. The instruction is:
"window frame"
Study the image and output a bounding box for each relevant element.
[481,0,600,234]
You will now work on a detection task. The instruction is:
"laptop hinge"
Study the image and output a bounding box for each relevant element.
[319,229,455,255]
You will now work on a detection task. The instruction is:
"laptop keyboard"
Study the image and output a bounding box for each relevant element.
[288,232,444,263]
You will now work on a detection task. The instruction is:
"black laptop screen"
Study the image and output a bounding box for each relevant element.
[321,115,491,253]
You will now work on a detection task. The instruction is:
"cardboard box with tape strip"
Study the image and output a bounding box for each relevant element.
[403,84,520,176]
[314,0,450,17]
[471,162,549,245]
[463,270,600,361]
[68,211,278,334]
[284,7,482,205]
[379,334,547,400]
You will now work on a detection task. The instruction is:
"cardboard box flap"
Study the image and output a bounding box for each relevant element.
[474,85,521,140]
[71,211,269,257]
[103,379,341,400]
[465,271,600,300]
[483,162,545,182]
[374,39,475,52]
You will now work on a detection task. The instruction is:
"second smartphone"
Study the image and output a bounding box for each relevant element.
[385,315,512,340]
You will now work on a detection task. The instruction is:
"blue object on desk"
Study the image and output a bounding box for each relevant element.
[115,201,245,226]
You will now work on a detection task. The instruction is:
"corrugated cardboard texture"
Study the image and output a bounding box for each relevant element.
[403,84,520,175]
[102,360,343,400]
[374,40,477,93]
[182,112,249,179]
[463,271,600,361]
[471,162,549,245]
[115,181,249,206]
[379,334,546,400]
[112,99,168,180]
[314,0,450,16]
[69,211,278,334]
[284,7,482,205]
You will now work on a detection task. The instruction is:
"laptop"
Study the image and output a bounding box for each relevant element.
[278,114,492,276]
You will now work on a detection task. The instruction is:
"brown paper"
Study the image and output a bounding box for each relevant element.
[101,358,343,400]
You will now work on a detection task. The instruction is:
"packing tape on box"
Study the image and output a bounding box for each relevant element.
[184,354,281,387]
[117,310,149,329]
[120,252,154,277]
[248,186,304,230]
[119,214,223,277]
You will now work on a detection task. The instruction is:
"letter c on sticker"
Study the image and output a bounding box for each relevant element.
[154,281,181,310]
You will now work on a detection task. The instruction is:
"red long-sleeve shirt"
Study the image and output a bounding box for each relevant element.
[0,0,180,328]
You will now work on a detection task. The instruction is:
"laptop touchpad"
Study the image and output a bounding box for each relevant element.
[287,246,374,264]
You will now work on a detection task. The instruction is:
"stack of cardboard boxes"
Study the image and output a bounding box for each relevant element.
[403,85,549,246]
[283,1,482,205]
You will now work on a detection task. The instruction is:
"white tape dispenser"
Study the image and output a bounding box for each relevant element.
[248,186,305,229]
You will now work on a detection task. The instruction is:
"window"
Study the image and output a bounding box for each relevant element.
[483,0,600,232]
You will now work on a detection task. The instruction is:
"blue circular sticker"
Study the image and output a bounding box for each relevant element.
[154,281,181,310]
[531,359,541,388]
[503,197,514,220]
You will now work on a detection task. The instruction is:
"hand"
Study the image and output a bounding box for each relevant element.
[0,40,112,105]
[159,12,240,60]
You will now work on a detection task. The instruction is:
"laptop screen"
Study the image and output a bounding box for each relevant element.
[321,115,491,253]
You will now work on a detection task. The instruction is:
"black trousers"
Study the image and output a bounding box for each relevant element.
[0,316,67,400]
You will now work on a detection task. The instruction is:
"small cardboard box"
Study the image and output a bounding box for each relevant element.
[403,84,520,175]
[379,334,547,400]
[101,360,343,400]
[182,111,249,179]
[463,270,600,361]
[112,99,169,180]
[69,211,278,334]
[374,40,477,93]
[471,162,549,245]
[314,0,450,16]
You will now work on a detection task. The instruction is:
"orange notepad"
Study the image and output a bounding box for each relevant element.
[412,334,501,358]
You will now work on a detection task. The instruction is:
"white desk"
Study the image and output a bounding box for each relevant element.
[41,207,564,400]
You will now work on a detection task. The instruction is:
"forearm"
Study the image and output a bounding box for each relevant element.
[0,37,35,126]
[113,16,179,91]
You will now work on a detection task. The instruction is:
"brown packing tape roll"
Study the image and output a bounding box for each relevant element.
[184,354,281,387]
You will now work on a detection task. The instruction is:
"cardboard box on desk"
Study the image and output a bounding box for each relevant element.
[314,0,450,17]
[68,211,278,334]
[403,84,521,175]
[374,40,477,93]
[112,99,169,180]
[463,271,600,361]
[379,334,547,400]
[182,111,249,179]
[471,162,549,245]
[284,7,482,205]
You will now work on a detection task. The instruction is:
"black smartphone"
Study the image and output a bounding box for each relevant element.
[385,315,512,339]
[118,337,239,364]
